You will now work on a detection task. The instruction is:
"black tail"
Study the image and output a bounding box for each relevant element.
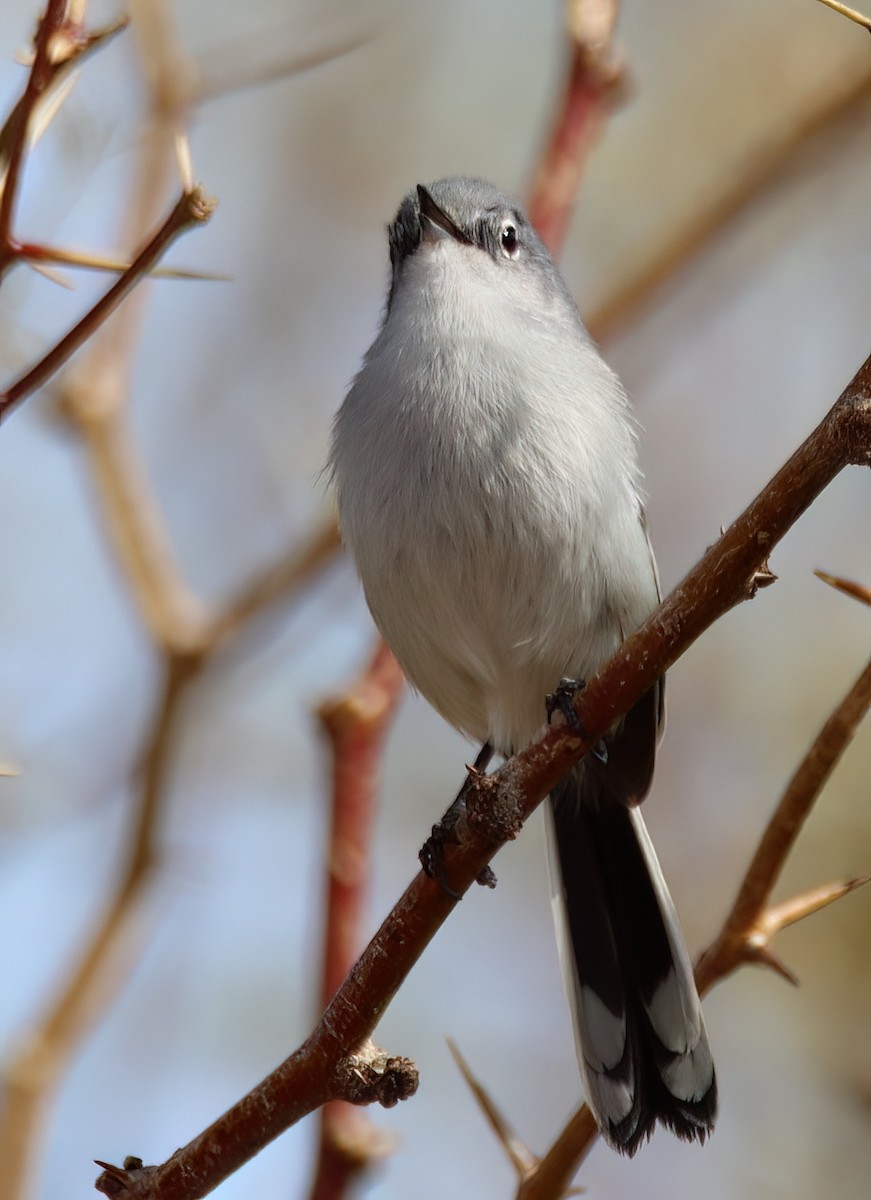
[547,765,717,1156]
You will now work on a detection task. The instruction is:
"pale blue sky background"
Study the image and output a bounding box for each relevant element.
[1,2,870,1198]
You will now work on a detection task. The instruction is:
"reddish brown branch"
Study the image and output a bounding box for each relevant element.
[93,355,871,1200]
[0,186,215,423]
[0,3,126,276]
[527,0,625,256]
[0,0,69,254]
[307,642,406,1200]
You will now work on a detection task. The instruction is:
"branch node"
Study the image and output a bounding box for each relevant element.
[94,1156,154,1196]
[465,770,523,845]
[746,940,800,987]
[338,1048,419,1109]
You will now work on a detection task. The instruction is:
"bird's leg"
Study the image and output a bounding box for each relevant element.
[546,677,608,764]
[420,742,496,897]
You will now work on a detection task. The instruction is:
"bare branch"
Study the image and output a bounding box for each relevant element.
[815,569,871,606]
[814,0,871,31]
[307,641,405,1200]
[206,520,343,649]
[0,3,127,268]
[0,186,216,422]
[696,654,871,991]
[0,657,198,1200]
[527,0,625,256]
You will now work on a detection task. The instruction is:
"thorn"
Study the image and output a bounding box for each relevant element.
[22,244,227,281]
[814,569,871,607]
[447,1038,537,1178]
[747,941,800,987]
[26,260,74,288]
[93,1161,131,1185]
[762,875,871,936]
[752,564,778,589]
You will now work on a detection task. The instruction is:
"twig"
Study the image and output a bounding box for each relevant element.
[0,3,127,274]
[814,0,871,31]
[0,186,215,423]
[0,656,198,1200]
[206,520,343,648]
[695,655,871,991]
[587,70,871,342]
[527,0,625,256]
[307,642,405,1200]
[93,353,871,1200]
[815,569,871,606]
[0,0,71,253]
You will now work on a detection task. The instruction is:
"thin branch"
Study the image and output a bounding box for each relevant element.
[0,186,215,423]
[527,0,625,256]
[814,0,871,30]
[93,354,871,1200]
[695,654,871,990]
[815,569,871,606]
[0,657,198,1200]
[206,519,343,648]
[195,20,372,105]
[0,4,127,270]
[0,0,69,247]
[587,70,871,341]
[307,642,405,1200]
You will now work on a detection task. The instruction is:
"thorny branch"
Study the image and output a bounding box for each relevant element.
[0,185,216,423]
[93,357,871,1199]
[513,651,871,1200]
[306,643,406,1200]
[527,0,625,256]
[0,2,127,279]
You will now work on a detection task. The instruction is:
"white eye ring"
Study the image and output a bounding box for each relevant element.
[500,221,520,260]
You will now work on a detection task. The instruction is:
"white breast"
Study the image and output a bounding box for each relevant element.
[331,238,659,753]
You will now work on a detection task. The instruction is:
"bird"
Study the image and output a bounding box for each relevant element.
[328,176,716,1154]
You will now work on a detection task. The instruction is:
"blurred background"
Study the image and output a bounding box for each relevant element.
[1,1,870,1197]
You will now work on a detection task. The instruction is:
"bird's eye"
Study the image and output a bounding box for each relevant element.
[500,222,520,259]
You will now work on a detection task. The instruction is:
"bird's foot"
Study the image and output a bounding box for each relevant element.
[546,677,608,763]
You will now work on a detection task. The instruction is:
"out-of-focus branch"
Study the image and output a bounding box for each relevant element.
[206,519,343,648]
[0,656,197,1200]
[514,653,871,1199]
[586,69,871,342]
[815,0,871,31]
[695,655,871,990]
[815,569,871,606]
[527,0,625,256]
[93,354,871,1200]
[194,17,371,104]
[0,4,357,1198]
[307,641,406,1200]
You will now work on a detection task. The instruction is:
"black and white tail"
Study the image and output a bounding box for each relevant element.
[547,762,717,1155]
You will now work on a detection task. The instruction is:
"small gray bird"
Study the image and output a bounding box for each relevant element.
[329,177,716,1155]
